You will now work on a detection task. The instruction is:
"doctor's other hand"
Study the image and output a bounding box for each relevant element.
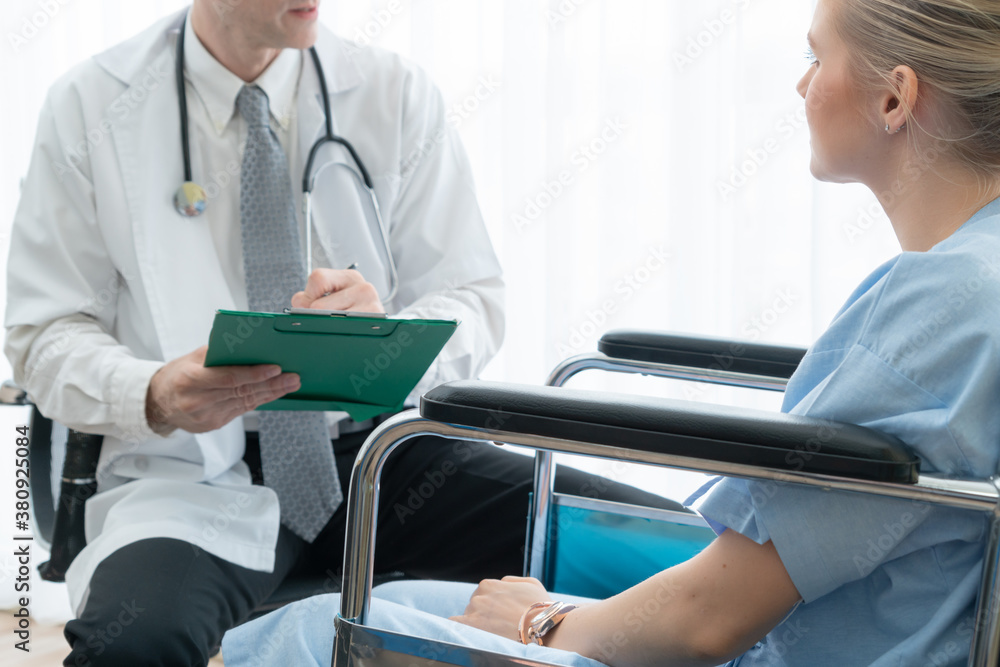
[291,268,386,314]
[145,346,301,435]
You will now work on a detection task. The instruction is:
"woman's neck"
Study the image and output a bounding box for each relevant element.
[873,159,1000,252]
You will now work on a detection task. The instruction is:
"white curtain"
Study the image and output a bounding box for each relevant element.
[321,0,902,398]
[0,0,901,619]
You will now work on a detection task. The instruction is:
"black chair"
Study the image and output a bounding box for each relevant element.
[0,382,81,580]
[329,330,1000,667]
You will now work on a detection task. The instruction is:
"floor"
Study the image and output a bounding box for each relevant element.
[1,614,226,665]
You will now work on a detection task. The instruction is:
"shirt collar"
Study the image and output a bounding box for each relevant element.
[183,15,302,135]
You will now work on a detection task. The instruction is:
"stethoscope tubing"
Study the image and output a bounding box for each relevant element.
[173,10,398,303]
[176,20,194,183]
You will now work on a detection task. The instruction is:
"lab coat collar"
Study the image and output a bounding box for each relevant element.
[93,9,185,87]
[311,27,364,95]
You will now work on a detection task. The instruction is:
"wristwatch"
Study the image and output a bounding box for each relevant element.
[518,601,579,646]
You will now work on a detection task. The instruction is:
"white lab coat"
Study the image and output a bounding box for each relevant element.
[4,10,504,614]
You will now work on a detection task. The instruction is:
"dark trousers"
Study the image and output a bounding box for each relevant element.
[64,430,682,666]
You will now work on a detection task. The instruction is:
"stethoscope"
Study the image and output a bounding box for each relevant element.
[171,15,399,303]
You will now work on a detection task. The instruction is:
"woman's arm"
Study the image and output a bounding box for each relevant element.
[452,529,801,667]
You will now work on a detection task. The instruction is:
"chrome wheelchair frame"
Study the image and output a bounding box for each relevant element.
[331,331,1000,667]
[524,331,803,585]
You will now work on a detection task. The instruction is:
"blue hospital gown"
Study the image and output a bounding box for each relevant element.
[222,199,1000,667]
[697,197,1000,665]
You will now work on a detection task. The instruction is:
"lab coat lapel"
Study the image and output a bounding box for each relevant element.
[111,30,235,365]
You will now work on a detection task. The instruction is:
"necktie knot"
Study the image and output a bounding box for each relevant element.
[236,85,271,129]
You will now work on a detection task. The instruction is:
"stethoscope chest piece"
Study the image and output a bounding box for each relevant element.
[174,181,207,217]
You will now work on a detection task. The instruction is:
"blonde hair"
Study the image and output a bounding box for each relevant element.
[836,0,1000,176]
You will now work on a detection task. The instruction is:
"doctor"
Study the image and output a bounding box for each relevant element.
[0,1,607,664]
[7,3,675,663]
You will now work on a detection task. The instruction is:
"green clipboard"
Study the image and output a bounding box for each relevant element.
[204,309,458,421]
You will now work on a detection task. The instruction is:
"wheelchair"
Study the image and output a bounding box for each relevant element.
[330,330,1000,667]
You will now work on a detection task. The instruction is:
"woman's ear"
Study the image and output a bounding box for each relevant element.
[882,65,918,133]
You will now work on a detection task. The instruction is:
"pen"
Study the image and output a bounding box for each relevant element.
[322,263,359,297]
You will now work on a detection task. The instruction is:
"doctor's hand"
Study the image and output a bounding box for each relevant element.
[145,346,301,435]
[291,268,386,314]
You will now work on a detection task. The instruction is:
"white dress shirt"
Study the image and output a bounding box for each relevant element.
[182,16,306,314]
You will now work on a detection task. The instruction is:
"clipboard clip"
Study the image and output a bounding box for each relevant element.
[284,308,389,319]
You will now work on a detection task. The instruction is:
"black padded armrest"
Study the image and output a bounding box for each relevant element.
[0,380,28,405]
[421,381,918,483]
[599,330,807,380]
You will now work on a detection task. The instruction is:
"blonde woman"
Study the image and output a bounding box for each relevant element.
[223,1,1000,665]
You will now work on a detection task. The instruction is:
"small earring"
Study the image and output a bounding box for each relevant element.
[896,123,906,134]
[885,123,890,132]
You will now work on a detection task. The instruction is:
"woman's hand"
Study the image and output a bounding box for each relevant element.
[450,576,552,642]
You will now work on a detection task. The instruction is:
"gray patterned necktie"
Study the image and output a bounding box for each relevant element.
[237,85,342,542]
